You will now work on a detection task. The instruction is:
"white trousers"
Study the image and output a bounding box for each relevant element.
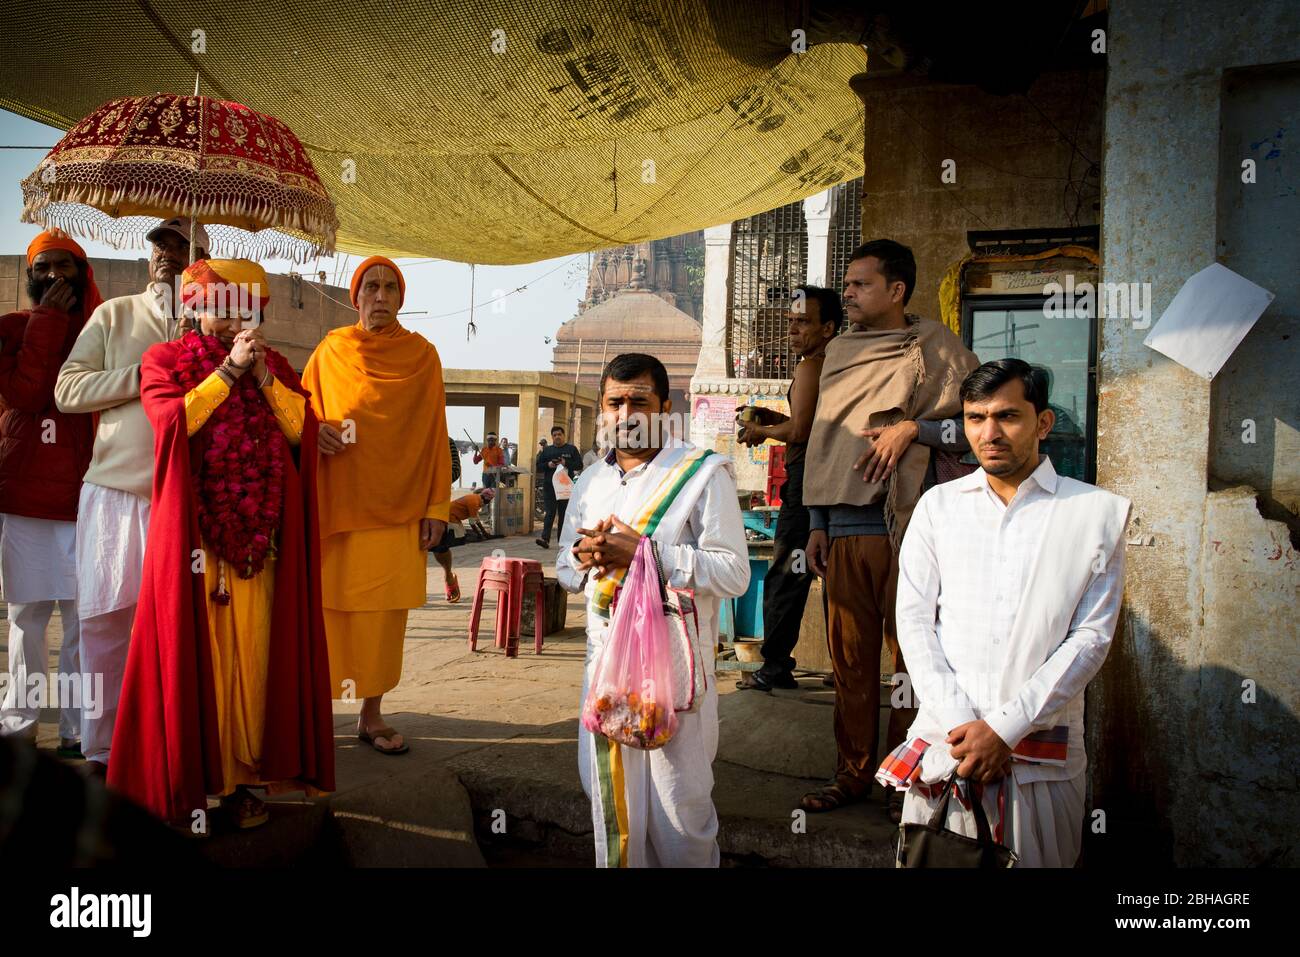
[1,599,80,739]
[901,770,1087,868]
[75,483,149,620]
[75,483,150,768]
[579,664,721,868]
[78,605,136,766]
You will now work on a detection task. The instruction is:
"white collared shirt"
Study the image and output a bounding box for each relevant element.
[895,456,1125,777]
[556,444,750,651]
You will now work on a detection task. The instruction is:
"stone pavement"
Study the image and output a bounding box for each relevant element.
[1,534,897,867]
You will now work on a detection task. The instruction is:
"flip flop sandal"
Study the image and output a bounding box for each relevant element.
[359,725,409,755]
[446,574,462,603]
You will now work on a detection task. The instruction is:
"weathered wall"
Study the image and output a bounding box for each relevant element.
[1092,0,1300,866]
[1210,63,1300,520]
[854,68,1104,321]
[0,256,356,370]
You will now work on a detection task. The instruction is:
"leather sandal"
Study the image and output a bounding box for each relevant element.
[358,724,409,755]
[800,780,868,814]
[222,787,269,829]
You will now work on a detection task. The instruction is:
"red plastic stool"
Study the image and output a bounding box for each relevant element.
[512,569,546,656]
[467,564,513,654]
[467,556,547,656]
[500,558,543,637]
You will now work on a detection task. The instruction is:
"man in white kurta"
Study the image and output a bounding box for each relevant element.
[54,218,209,771]
[883,359,1129,867]
[557,355,749,868]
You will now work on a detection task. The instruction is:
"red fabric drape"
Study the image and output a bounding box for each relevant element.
[108,342,335,823]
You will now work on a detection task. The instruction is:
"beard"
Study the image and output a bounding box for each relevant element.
[26,274,83,311]
[978,444,1032,476]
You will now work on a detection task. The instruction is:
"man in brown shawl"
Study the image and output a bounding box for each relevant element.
[801,240,979,817]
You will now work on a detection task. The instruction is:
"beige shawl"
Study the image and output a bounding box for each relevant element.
[804,316,979,550]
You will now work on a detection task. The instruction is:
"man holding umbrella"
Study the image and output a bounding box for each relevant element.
[54,217,209,776]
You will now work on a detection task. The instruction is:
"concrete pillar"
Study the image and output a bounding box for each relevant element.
[516,388,539,535]
[1090,0,1300,866]
[482,403,501,440]
[692,223,733,381]
[803,187,835,287]
[554,399,570,443]
[578,403,597,454]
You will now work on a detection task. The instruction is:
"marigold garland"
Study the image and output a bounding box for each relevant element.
[172,330,287,592]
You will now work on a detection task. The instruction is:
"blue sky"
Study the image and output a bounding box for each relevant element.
[1,109,601,480]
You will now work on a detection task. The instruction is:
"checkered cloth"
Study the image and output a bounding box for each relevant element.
[877,726,1068,794]
[875,737,931,791]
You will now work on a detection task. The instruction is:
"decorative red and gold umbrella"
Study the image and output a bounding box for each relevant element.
[20,94,338,262]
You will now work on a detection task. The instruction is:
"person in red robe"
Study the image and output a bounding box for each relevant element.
[107,259,334,831]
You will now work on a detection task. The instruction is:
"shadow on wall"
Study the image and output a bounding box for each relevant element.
[1086,605,1299,867]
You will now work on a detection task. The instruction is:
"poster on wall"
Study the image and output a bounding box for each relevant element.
[690,394,792,471]
[690,395,740,440]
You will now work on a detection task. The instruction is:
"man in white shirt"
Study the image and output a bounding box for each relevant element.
[885,358,1130,867]
[558,353,749,867]
[54,217,209,775]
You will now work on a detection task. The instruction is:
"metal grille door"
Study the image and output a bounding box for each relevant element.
[826,177,863,330]
[727,201,807,379]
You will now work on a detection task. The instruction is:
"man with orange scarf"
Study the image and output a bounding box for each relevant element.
[303,257,451,755]
[109,260,334,829]
[0,231,100,752]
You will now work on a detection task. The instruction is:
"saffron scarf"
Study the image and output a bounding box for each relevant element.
[302,320,452,533]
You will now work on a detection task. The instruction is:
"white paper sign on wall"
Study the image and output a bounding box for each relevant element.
[1143,263,1275,380]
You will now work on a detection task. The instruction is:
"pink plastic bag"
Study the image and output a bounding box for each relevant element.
[581,536,679,749]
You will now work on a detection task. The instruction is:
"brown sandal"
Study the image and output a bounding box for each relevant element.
[800,780,867,814]
[358,724,409,755]
[222,787,269,829]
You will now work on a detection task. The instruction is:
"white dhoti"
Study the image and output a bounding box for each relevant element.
[579,655,721,868]
[0,513,80,739]
[74,483,150,766]
[900,770,1086,868]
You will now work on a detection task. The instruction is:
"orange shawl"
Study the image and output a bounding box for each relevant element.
[302,320,451,536]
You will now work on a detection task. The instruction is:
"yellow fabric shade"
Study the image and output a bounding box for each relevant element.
[0,1,866,264]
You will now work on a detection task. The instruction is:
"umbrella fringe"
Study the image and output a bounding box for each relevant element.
[22,182,337,255]
[25,206,334,264]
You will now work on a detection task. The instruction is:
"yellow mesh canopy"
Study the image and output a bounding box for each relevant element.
[1,1,865,263]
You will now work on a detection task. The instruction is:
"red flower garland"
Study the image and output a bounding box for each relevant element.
[172,330,285,581]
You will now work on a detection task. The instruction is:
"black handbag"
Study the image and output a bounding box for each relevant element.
[896,773,1018,868]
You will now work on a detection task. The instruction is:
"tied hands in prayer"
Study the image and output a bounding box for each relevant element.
[947,720,1013,783]
[572,516,643,580]
[227,328,269,382]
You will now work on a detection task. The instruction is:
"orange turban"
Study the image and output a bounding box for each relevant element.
[26,229,103,317]
[181,259,271,316]
[349,255,405,309]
